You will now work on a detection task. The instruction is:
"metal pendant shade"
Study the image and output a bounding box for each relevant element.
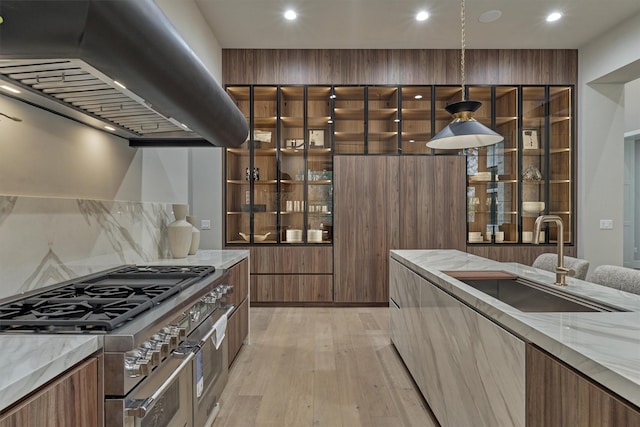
[426,0,503,150]
[427,100,503,149]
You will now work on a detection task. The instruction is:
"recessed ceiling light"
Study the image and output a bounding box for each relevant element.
[546,12,562,22]
[479,10,502,23]
[284,10,297,20]
[104,125,116,131]
[416,11,429,22]
[1,85,21,94]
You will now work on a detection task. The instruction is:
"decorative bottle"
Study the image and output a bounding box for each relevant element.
[167,204,192,258]
[186,215,201,255]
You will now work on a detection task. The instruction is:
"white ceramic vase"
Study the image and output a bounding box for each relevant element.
[167,204,192,258]
[186,215,200,255]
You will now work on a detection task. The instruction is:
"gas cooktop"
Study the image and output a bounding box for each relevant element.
[0,264,216,333]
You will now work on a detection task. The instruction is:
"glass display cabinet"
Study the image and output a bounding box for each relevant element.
[225,84,573,247]
[465,85,573,245]
[225,85,333,245]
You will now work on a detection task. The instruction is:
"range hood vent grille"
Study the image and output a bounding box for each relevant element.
[0,59,191,137]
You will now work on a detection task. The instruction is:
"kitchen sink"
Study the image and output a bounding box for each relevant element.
[443,271,627,313]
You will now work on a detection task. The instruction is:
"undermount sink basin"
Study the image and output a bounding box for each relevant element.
[443,271,627,313]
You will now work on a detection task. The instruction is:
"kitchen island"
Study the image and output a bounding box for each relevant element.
[0,249,248,415]
[390,249,640,427]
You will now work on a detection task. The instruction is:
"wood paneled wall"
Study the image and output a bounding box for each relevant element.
[222,49,577,86]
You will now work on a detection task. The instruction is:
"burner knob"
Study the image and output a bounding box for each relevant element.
[124,356,150,377]
[190,307,201,323]
[140,342,162,365]
[218,284,234,295]
[163,325,186,341]
[203,294,216,305]
[151,334,172,356]
[157,330,179,350]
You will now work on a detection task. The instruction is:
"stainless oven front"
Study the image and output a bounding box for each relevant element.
[105,308,230,427]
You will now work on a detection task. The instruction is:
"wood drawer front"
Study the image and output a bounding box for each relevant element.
[250,247,332,274]
[227,298,249,367]
[0,357,98,427]
[251,274,333,302]
[227,258,249,308]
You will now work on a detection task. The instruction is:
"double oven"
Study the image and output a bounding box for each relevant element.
[0,265,234,427]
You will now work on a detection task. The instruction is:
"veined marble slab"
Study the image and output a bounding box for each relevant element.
[0,335,102,412]
[0,195,172,300]
[390,249,640,407]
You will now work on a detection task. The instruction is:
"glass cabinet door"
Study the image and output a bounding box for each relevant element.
[333,86,365,154]
[466,86,519,244]
[367,86,399,154]
[400,86,432,154]
[548,87,573,244]
[521,86,549,244]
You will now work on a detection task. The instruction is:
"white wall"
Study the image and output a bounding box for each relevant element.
[156,0,225,249]
[0,93,189,203]
[579,11,640,268]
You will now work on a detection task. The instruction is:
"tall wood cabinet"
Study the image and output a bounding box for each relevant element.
[334,155,466,303]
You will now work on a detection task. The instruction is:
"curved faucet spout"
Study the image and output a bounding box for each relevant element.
[533,215,568,286]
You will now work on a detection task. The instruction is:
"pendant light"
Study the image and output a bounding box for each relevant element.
[427,0,503,150]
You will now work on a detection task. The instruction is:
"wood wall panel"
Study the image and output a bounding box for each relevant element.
[250,246,333,274]
[251,274,333,303]
[467,245,577,265]
[223,49,577,86]
[526,345,640,426]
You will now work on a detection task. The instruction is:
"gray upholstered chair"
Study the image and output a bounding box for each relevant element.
[589,265,640,295]
[532,253,590,280]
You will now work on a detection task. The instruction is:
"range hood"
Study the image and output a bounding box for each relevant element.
[0,0,249,148]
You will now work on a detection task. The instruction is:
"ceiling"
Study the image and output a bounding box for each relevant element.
[194,0,640,49]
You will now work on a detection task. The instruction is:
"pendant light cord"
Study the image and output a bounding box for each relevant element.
[460,0,466,100]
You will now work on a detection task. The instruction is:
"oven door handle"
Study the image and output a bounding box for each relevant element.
[125,351,195,418]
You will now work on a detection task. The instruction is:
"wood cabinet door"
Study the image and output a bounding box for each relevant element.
[399,156,466,250]
[334,156,399,303]
[0,358,98,427]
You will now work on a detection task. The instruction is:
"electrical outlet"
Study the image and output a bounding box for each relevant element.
[200,219,211,230]
[599,219,613,230]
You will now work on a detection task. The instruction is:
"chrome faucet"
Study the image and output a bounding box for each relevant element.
[533,215,569,286]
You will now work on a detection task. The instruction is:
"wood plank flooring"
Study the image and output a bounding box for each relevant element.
[214,307,438,427]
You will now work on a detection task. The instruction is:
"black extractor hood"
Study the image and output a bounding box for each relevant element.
[0,0,249,148]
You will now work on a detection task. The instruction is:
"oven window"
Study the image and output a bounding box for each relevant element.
[141,381,179,427]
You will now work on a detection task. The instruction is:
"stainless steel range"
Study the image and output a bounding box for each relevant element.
[0,264,233,427]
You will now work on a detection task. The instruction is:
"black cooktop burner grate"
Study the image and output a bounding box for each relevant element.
[0,264,216,333]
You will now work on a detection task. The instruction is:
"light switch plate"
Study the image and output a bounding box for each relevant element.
[201,219,211,230]
[599,219,613,230]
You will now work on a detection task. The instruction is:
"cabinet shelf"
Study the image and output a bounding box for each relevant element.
[402,108,431,120]
[368,108,398,119]
[334,108,365,119]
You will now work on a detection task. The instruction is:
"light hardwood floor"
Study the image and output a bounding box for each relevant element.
[214,307,438,427]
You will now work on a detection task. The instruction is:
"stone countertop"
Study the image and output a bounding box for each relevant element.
[390,249,640,407]
[0,249,249,413]
[147,249,250,270]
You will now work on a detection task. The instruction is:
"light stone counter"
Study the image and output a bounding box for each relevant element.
[146,249,249,270]
[0,250,249,413]
[0,335,102,412]
[391,249,640,407]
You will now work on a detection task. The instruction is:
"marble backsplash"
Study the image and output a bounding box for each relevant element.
[0,195,173,300]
